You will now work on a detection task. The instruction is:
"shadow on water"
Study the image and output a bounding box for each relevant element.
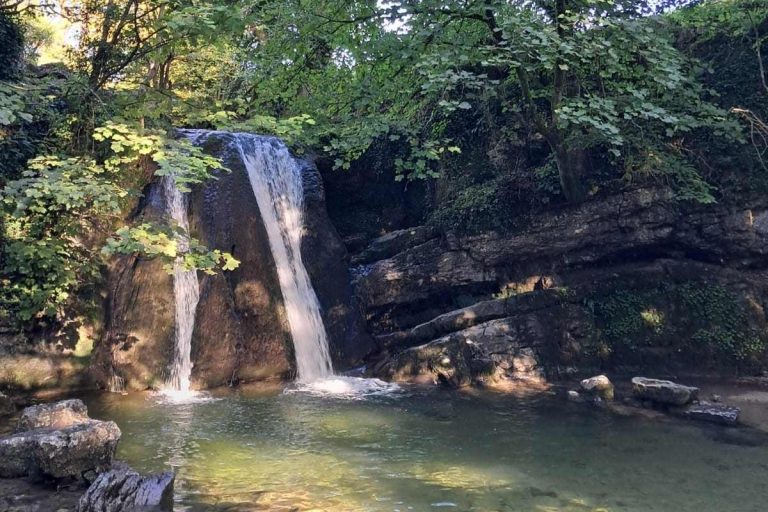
[67,387,768,512]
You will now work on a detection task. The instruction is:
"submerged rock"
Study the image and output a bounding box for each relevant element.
[684,402,740,425]
[631,377,699,406]
[580,375,614,401]
[0,400,120,479]
[78,463,174,512]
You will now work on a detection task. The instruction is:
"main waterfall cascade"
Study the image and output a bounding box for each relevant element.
[161,174,201,397]
[236,135,334,381]
[169,130,398,398]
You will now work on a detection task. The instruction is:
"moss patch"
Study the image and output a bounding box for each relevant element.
[584,282,767,373]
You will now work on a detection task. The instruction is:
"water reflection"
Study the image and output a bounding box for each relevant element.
[78,387,768,512]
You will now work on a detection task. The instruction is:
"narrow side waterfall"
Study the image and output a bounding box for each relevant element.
[233,135,334,382]
[161,175,201,395]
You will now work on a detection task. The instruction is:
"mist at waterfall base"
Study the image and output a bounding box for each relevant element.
[159,130,398,402]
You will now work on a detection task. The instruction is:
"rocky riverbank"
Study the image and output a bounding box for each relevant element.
[0,399,173,511]
[341,187,768,387]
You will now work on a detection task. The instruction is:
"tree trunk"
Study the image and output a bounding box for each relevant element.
[553,145,587,203]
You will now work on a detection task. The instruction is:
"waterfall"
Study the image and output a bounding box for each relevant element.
[161,175,201,394]
[177,130,399,397]
[233,135,334,382]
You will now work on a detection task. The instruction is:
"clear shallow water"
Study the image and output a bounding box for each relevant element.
[75,386,768,512]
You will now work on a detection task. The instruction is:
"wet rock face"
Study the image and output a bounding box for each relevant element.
[355,188,768,336]
[632,377,699,406]
[187,135,292,387]
[299,159,376,368]
[93,184,175,391]
[78,463,174,512]
[96,133,373,390]
[0,400,120,479]
[353,186,768,381]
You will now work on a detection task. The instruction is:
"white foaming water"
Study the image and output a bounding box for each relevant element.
[233,134,334,382]
[285,376,401,400]
[159,175,201,401]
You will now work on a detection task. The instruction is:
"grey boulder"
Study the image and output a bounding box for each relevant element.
[0,400,121,479]
[631,377,699,406]
[78,463,174,512]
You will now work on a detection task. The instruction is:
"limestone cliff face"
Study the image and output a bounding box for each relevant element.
[349,188,768,384]
[93,132,369,391]
[91,185,175,391]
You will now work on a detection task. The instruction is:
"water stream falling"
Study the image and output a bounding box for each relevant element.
[160,174,200,398]
[179,130,398,397]
[233,134,334,382]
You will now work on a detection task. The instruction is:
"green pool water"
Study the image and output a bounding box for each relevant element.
[70,385,768,511]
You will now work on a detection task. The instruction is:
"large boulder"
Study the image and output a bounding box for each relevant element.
[631,377,699,406]
[0,421,121,479]
[0,400,121,479]
[186,135,292,387]
[78,463,174,512]
[376,317,546,387]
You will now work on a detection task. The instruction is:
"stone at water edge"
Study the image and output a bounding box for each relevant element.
[0,399,121,479]
[684,402,740,426]
[16,398,90,431]
[78,463,174,512]
[631,377,699,406]
[580,375,614,401]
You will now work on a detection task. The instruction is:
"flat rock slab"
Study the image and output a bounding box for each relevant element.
[685,402,740,425]
[0,420,121,479]
[17,399,90,431]
[631,377,699,406]
[78,464,174,512]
